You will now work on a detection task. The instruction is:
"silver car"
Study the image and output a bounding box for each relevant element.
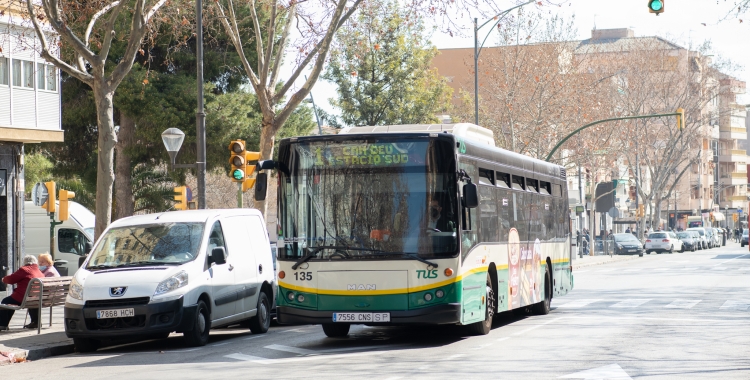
[686,228,709,249]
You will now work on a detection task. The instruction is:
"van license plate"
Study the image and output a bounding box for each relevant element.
[332,312,390,323]
[96,308,135,319]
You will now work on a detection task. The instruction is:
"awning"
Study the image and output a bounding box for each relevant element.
[713,212,726,221]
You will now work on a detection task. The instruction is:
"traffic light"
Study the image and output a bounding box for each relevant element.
[710,212,715,222]
[676,108,684,130]
[637,204,645,218]
[58,189,75,221]
[229,140,247,183]
[174,186,188,210]
[41,181,56,213]
[648,0,664,15]
[242,152,261,192]
[733,213,739,222]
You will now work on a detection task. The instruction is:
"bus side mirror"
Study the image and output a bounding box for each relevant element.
[463,183,479,209]
[257,160,276,170]
[255,173,268,201]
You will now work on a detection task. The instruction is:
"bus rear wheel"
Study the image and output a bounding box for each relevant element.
[533,267,552,315]
[322,323,350,338]
[468,274,495,336]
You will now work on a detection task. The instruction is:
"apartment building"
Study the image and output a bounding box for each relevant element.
[0,7,63,277]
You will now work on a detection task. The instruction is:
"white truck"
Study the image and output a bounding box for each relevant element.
[24,200,95,276]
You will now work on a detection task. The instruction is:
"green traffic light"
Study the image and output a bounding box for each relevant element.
[649,0,663,11]
[232,169,244,180]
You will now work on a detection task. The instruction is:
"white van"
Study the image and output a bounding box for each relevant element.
[64,209,275,352]
[24,201,95,275]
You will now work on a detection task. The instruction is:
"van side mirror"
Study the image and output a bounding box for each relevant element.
[84,241,93,254]
[209,247,227,265]
[463,183,479,209]
[255,173,268,201]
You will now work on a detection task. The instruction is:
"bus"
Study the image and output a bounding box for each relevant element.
[265,123,573,337]
[687,216,704,228]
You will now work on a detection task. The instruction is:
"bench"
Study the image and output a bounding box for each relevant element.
[0,276,72,334]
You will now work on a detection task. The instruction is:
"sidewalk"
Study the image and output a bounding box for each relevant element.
[571,252,641,270]
[0,305,74,365]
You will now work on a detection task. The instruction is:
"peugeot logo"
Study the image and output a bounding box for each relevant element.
[110,287,127,297]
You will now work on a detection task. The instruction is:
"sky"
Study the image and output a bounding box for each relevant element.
[299,0,750,119]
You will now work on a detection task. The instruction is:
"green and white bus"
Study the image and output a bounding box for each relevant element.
[268,123,573,337]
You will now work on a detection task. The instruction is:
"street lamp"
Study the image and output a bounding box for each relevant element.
[473,0,535,126]
[161,128,198,171]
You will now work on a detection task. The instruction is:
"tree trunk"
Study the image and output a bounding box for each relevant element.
[253,121,277,216]
[93,85,117,240]
[588,183,597,256]
[114,113,135,220]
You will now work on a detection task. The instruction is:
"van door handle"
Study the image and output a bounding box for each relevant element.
[228,264,234,271]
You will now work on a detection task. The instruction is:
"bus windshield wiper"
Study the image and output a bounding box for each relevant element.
[367,251,439,269]
[292,245,392,269]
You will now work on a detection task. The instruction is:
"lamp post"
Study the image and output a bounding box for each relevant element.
[474,0,535,126]
[196,0,207,209]
[162,128,198,171]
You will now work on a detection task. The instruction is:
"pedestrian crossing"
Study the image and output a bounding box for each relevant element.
[555,298,750,312]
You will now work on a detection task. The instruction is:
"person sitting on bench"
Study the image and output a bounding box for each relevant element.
[0,255,44,331]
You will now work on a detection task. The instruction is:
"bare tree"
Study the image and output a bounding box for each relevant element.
[22,0,170,238]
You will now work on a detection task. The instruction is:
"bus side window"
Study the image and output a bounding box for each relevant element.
[479,185,498,242]
[459,160,479,256]
[497,187,513,241]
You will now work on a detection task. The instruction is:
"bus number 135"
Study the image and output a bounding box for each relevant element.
[295,272,312,281]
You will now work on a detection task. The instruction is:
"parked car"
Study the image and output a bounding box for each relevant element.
[676,231,698,252]
[645,231,683,254]
[65,209,276,352]
[711,228,723,247]
[686,227,710,250]
[742,229,749,247]
[612,233,644,256]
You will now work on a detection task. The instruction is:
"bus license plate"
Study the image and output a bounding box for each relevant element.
[332,312,390,323]
[96,308,135,319]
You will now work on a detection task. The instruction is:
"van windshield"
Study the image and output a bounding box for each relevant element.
[86,223,204,269]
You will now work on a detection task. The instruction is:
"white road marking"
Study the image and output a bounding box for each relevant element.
[281,328,311,333]
[244,335,263,341]
[715,253,750,266]
[667,261,690,263]
[225,353,267,361]
[712,267,727,271]
[446,354,465,360]
[511,317,565,336]
[559,363,632,379]
[265,344,319,355]
[610,299,651,308]
[574,270,590,273]
[665,299,701,309]
[472,343,493,350]
[556,299,601,308]
[598,269,617,273]
[720,300,750,311]
[654,268,670,271]
[211,342,230,347]
[496,337,511,342]
[382,377,403,380]
[681,267,697,271]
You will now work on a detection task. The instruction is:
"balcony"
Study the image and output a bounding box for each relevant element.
[719,127,748,140]
[727,195,748,202]
[720,172,748,186]
[719,149,747,163]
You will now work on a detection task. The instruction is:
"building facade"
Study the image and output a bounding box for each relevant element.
[0,9,63,282]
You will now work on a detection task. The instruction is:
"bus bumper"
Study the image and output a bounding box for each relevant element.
[277,303,462,325]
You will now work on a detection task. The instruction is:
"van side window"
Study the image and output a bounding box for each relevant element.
[58,229,89,256]
[208,222,227,256]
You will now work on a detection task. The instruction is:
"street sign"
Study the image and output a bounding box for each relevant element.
[32,181,48,207]
[608,207,620,218]
[186,186,193,202]
[575,205,585,214]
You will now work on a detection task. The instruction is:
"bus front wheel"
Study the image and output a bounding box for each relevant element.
[322,323,350,338]
[468,274,495,336]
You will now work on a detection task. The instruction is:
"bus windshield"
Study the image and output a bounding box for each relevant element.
[277,137,458,260]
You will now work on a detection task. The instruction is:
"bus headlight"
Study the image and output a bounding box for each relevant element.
[287,292,295,301]
[435,289,445,298]
[424,293,433,302]
[297,294,305,302]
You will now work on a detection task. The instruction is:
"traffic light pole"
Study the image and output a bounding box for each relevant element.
[237,183,243,208]
[49,214,62,262]
[545,111,684,162]
[196,0,207,210]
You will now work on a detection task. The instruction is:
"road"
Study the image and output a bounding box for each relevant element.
[5,244,750,379]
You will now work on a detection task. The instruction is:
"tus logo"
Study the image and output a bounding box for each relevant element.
[417,270,438,279]
[347,284,376,290]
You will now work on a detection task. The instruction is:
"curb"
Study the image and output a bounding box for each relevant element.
[0,342,75,365]
[572,254,641,270]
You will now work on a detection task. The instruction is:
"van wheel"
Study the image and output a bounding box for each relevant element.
[183,300,210,347]
[249,292,271,334]
[322,323,350,337]
[533,267,552,315]
[468,274,495,335]
[73,338,100,353]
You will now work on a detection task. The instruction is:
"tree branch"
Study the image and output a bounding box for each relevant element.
[269,3,295,89]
